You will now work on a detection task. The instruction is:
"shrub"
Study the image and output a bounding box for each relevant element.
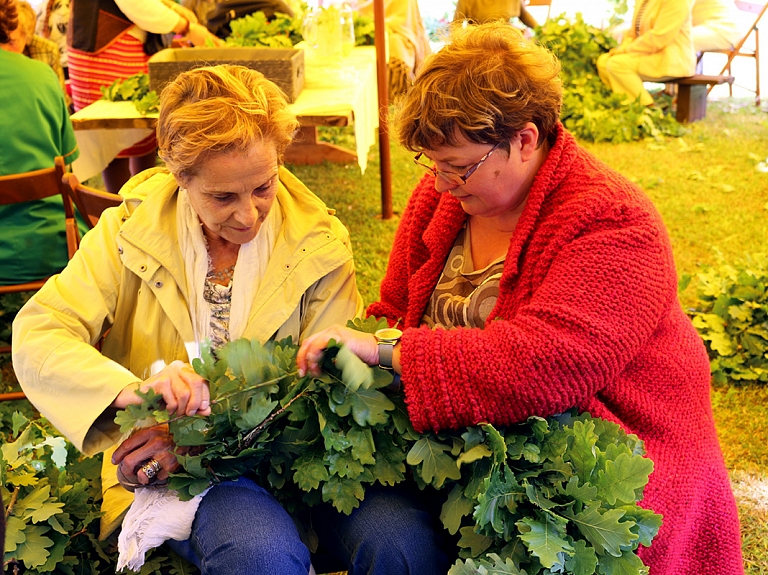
[535,14,683,143]
[686,253,768,385]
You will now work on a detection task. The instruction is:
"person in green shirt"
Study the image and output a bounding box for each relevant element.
[0,0,80,285]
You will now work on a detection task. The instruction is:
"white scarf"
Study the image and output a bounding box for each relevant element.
[118,188,282,571]
[176,187,281,356]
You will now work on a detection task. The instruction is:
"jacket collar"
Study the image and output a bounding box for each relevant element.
[114,165,352,343]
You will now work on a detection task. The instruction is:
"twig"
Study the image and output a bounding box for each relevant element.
[211,371,299,405]
[241,390,309,448]
[4,485,19,520]
[127,372,301,433]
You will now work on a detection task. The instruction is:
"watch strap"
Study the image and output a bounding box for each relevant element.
[378,340,395,370]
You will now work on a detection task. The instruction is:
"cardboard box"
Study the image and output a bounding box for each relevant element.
[148,47,304,103]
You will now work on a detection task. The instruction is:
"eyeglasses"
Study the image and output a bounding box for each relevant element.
[413,142,501,185]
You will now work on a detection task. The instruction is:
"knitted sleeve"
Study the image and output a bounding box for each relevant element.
[400,202,678,433]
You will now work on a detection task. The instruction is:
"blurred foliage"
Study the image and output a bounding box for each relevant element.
[684,252,768,385]
[536,14,682,142]
[100,73,159,115]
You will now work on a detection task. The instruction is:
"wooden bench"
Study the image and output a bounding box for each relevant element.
[665,74,735,123]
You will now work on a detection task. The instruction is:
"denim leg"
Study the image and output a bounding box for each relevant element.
[313,483,454,575]
[166,477,311,575]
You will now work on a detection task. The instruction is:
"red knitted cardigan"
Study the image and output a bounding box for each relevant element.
[367,125,743,575]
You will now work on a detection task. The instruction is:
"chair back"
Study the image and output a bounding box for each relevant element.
[732,0,768,52]
[702,0,767,102]
[0,156,79,354]
[62,173,123,229]
[735,0,768,15]
[0,156,79,274]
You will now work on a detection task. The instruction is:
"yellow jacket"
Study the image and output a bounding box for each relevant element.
[453,0,522,22]
[619,0,696,79]
[13,166,363,537]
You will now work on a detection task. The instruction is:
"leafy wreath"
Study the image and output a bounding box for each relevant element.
[116,317,661,574]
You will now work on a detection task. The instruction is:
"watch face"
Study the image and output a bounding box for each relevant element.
[375,328,403,342]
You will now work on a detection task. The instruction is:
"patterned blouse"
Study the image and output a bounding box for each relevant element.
[203,276,232,351]
[422,224,504,329]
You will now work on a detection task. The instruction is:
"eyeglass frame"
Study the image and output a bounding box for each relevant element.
[413,141,501,185]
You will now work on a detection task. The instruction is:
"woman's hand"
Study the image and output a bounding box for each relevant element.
[112,425,179,486]
[167,2,198,25]
[112,360,211,417]
[296,325,380,377]
[185,22,225,47]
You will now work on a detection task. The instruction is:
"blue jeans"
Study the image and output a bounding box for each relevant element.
[167,477,453,575]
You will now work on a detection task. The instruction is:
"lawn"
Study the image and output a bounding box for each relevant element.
[1,99,766,572]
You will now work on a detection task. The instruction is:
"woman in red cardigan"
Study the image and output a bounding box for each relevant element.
[298,20,743,575]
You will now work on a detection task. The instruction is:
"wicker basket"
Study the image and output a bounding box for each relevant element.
[148,47,305,103]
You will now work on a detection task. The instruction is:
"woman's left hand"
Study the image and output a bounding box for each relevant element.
[169,3,199,24]
[112,425,179,487]
[185,22,225,47]
[296,325,379,377]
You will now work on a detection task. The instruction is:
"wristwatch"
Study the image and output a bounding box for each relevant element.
[374,328,403,370]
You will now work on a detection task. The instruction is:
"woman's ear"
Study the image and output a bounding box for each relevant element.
[517,123,541,162]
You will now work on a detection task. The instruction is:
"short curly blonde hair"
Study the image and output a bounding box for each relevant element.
[0,0,19,44]
[157,65,299,183]
[395,21,562,151]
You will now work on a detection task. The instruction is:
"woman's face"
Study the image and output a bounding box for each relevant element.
[183,141,279,245]
[423,126,543,220]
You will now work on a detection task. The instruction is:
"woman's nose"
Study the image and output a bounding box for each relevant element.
[434,173,459,193]
[234,200,259,226]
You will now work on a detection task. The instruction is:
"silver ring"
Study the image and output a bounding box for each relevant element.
[140,459,162,481]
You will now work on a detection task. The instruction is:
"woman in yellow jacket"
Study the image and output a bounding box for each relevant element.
[597,0,696,105]
[12,65,453,575]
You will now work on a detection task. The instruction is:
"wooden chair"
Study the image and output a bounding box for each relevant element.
[0,156,79,355]
[62,173,123,229]
[703,0,768,104]
[0,392,27,402]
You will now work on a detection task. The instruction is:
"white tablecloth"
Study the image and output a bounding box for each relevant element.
[70,46,379,182]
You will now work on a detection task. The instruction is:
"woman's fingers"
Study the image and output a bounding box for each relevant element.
[113,426,180,485]
[137,360,210,416]
[297,325,381,376]
[296,329,337,377]
[178,364,211,416]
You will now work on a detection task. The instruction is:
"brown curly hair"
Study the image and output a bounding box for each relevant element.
[157,65,299,184]
[0,0,19,44]
[395,21,562,151]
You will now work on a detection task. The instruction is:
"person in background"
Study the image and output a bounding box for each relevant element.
[12,0,70,107]
[692,0,740,51]
[297,21,744,575]
[36,0,70,80]
[454,0,539,29]
[355,0,431,96]
[597,0,696,106]
[13,64,452,575]
[0,0,80,285]
[67,0,222,194]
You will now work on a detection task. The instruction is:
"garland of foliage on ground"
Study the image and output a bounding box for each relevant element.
[3,317,661,574]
